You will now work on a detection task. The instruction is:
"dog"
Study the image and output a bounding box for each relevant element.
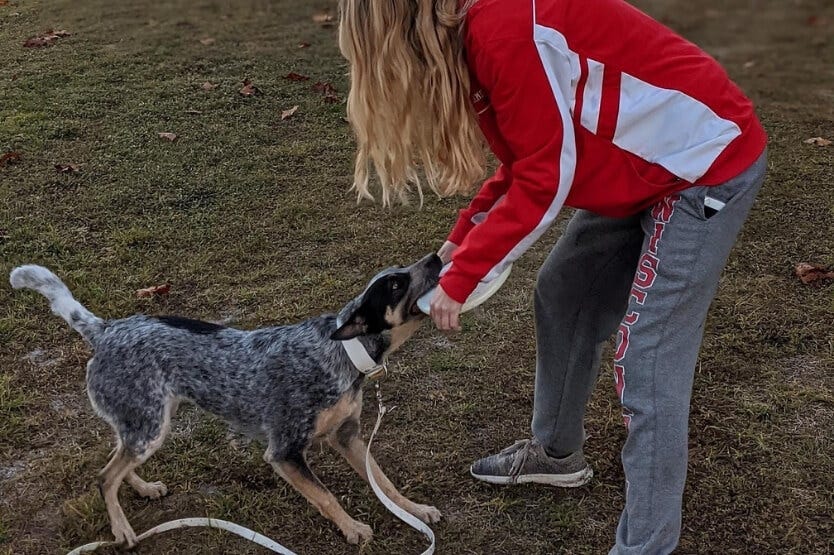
[9,253,443,547]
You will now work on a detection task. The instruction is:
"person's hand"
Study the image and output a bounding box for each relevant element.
[437,241,458,265]
[430,285,462,331]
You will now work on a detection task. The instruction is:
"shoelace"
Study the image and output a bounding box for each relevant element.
[505,439,537,483]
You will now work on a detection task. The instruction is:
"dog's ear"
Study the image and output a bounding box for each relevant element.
[331,312,367,341]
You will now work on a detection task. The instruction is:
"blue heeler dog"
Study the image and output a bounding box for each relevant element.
[9,253,443,548]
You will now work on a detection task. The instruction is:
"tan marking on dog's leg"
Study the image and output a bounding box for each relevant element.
[125,398,175,499]
[98,449,140,547]
[385,318,423,356]
[313,392,360,438]
[271,459,372,545]
[126,471,168,499]
[331,435,442,524]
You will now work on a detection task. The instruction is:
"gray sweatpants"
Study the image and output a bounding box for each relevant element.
[531,152,767,554]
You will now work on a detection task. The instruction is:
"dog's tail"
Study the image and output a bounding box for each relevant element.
[10,265,105,346]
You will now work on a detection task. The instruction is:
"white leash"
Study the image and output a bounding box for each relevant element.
[66,383,435,554]
[366,383,436,554]
[66,517,297,554]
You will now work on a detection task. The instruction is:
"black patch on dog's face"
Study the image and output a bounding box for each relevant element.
[332,253,442,341]
[156,316,225,334]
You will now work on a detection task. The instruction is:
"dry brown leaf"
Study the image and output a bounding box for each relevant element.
[199,37,216,45]
[136,283,171,298]
[313,81,340,103]
[23,29,71,48]
[239,78,262,97]
[298,42,311,49]
[201,81,218,91]
[804,137,832,146]
[284,72,310,81]
[158,132,178,142]
[281,105,299,120]
[54,163,81,174]
[0,1,9,7]
[0,151,22,167]
[795,263,834,285]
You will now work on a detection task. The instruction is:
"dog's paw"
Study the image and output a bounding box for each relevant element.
[341,519,373,545]
[111,519,138,548]
[411,503,442,524]
[136,480,168,499]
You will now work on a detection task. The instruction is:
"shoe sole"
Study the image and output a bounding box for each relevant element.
[470,465,593,487]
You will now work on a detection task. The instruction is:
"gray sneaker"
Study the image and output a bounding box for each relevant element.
[470,439,593,487]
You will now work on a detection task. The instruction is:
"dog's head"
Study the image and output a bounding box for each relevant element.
[331,253,442,341]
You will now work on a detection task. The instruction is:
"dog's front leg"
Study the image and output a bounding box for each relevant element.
[330,420,442,524]
[268,450,372,545]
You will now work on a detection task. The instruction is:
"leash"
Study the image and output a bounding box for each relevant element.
[366,382,436,554]
[66,382,435,554]
[65,517,297,554]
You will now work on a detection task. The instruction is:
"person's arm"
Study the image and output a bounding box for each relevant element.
[446,164,513,247]
[431,25,577,330]
[437,32,577,308]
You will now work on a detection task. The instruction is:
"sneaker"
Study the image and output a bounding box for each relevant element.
[470,439,593,487]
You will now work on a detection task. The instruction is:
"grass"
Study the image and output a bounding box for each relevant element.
[1,0,833,553]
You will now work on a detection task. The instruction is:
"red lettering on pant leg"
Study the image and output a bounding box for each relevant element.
[630,286,647,305]
[614,311,639,362]
[650,193,680,223]
[648,222,665,254]
[633,253,659,289]
[614,363,625,401]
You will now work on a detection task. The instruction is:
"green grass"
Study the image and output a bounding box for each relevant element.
[2,0,833,553]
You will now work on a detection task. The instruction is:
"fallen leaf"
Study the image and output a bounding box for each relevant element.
[0,1,9,6]
[136,283,171,298]
[298,42,311,49]
[199,37,216,45]
[284,72,310,81]
[185,108,203,115]
[312,12,334,26]
[201,81,218,90]
[313,81,340,103]
[158,132,178,141]
[239,78,262,97]
[0,151,22,166]
[54,163,81,174]
[281,105,299,120]
[807,15,829,27]
[795,263,834,285]
[804,137,832,146]
[23,29,71,48]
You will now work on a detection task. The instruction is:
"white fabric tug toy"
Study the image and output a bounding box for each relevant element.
[416,262,513,315]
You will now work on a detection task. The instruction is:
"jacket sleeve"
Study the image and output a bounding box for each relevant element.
[446,164,512,245]
[440,33,577,303]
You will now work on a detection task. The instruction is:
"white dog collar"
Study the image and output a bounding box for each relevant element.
[335,318,387,380]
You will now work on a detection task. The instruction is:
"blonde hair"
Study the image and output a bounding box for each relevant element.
[339,0,486,205]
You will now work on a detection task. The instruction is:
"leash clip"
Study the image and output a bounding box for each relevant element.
[364,359,388,382]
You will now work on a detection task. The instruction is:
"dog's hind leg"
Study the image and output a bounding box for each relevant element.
[266,447,373,545]
[125,399,176,500]
[330,418,442,524]
[98,446,142,547]
[126,471,168,499]
[98,399,175,546]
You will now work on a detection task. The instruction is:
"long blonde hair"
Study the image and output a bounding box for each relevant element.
[339,0,486,205]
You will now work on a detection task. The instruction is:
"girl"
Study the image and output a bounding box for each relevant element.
[339,0,767,553]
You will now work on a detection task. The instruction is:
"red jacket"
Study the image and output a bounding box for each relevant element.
[440,0,767,303]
